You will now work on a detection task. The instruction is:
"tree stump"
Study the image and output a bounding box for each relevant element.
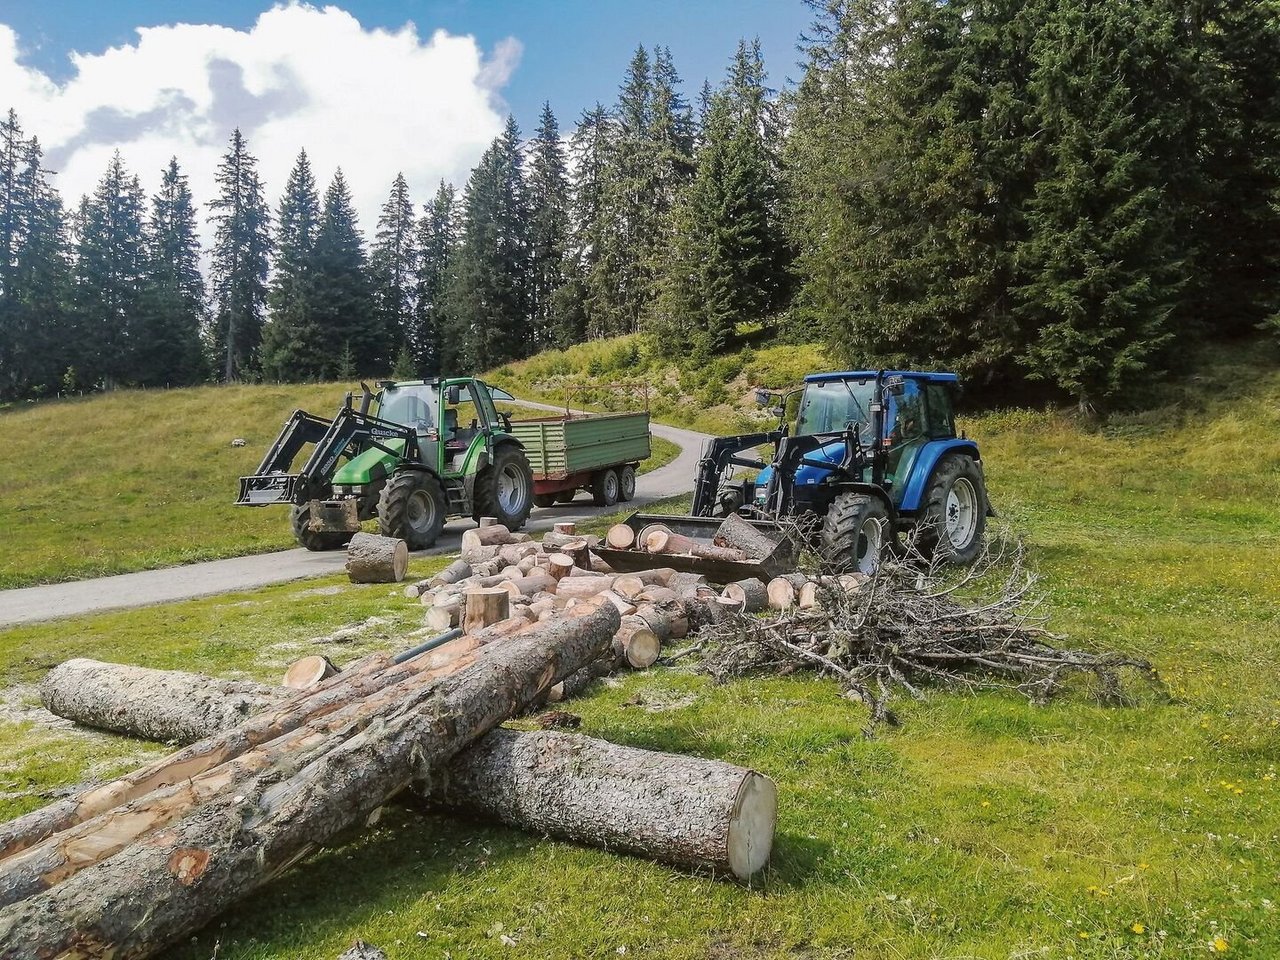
[464,588,510,632]
[345,532,409,583]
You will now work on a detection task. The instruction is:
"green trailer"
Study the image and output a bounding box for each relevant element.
[510,411,651,508]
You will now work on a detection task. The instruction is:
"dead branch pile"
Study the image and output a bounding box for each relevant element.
[693,530,1158,726]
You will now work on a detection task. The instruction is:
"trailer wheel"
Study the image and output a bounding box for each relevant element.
[533,493,557,508]
[474,445,534,531]
[619,464,637,501]
[290,504,353,552]
[378,471,447,549]
[592,468,620,507]
[917,455,986,564]
[555,490,577,503]
[821,493,890,574]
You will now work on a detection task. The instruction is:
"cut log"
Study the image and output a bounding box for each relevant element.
[611,617,660,669]
[638,586,678,606]
[460,524,514,562]
[553,576,617,600]
[345,532,409,584]
[434,729,776,881]
[635,523,673,552]
[612,575,647,600]
[767,578,796,611]
[587,552,615,575]
[539,531,588,553]
[597,590,639,617]
[643,530,747,563]
[463,588,510,632]
[430,559,472,588]
[0,602,621,956]
[712,512,778,561]
[605,524,635,550]
[552,522,576,536]
[501,571,556,599]
[546,553,576,581]
[634,604,690,642]
[798,581,820,609]
[282,656,338,690]
[667,572,710,597]
[478,516,500,528]
[516,556,538,574]
[38,659,289,745]
[424,599,462,631]
[498,542,539,566]
[722,579,768,614]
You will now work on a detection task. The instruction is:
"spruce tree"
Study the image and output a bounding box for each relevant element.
[412,181,459,375]
[136,158,207,386]
[1013,0,1181,411]
[567,103,615,342]
[526,103,572,351]
[261,149,321,380]
[208,129,271,381]
[71,152,148,388]
[311,169,376,377]
[446,117,530,370]
[368,172,416,367]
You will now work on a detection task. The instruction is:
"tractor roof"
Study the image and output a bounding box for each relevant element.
[804,370,959,384]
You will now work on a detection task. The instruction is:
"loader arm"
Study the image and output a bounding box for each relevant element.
[691,430,784,517]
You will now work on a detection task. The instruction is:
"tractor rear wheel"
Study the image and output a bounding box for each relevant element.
[917,455,986,564]
[377,471,447,550]
[290,504,354,552]
[821,493,891,574]
[474,445,534,531]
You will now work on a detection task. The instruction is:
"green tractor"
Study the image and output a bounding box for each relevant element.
[236,378,534,551]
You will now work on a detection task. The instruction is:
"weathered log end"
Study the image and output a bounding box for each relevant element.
[727,770,778,880]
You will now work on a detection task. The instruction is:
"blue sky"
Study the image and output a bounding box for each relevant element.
[0,0,813,132]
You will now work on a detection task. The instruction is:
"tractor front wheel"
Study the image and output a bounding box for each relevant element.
[821,493,891,574]
[917,455,987,564]
[290,504,354,552]
[474,445,535,531]
[378,471,447,550]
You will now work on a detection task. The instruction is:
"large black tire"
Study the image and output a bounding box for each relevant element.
[533,493,557,508]
[591,468,620,507]
[820,493,891,574]
[290,504,354,552]
[473,445,535,531]
[555,490,577,503]
[618,464,637,501]
[377,470,447,550]
[916,455,987,564]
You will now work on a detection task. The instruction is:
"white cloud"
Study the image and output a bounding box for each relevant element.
[0,4,519,243]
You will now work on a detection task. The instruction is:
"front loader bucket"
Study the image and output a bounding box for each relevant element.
[594,513,799,584]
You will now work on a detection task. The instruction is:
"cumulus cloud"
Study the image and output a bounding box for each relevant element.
[0,4,519,242]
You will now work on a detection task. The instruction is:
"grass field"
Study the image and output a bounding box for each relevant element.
[0,342,1277,957]
[0,383,678,589]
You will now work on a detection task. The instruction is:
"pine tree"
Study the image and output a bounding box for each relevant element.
[311,169,375,378]
[261,149,322,381]
[526,103,572,351]
[446,117,530,370]
[71,152,148,388]
[208,129,271,381]
[136,158,206,386]
[567,103,615,342]
[1013,0,1182,411]
[412,181,459,375]
[368,172,416,367]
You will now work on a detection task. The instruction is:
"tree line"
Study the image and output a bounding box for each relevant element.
[1,1,1278,410]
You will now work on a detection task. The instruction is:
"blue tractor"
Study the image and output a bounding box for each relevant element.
[690,370,992,573]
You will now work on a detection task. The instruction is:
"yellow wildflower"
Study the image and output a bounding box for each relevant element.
[1212,936,1229,952]
[1132,923,1146,934]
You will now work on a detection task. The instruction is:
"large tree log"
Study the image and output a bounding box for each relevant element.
[345,532,408,584]
[722,579,768,613]
[0,602,620,957]
[642,530,747,563]
[38,659,289,745]
[434,729,776,881]
[712,512,777,561]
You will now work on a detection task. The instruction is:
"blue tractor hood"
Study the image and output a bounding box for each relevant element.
[755,439,848,493]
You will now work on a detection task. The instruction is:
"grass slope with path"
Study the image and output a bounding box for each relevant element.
[0,383,677,589]
[0,341,1276,957]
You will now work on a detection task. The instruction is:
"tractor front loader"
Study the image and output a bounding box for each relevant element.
[236,378,535,551]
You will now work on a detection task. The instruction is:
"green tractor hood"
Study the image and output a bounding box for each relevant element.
[332,440,406,486]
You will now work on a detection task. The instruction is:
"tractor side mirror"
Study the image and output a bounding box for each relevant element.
[445,385,460,406]
[754,388,773,407]
[771,405,786,419]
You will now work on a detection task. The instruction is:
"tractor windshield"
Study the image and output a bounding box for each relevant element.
[795,379,876,437]
[377,384,438,430]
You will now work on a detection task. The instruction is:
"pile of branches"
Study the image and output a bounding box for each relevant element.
[692,527,1159,727]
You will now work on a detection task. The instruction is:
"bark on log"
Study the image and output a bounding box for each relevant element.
[722,579,768,614]
[463,588,510,632]
[0,603,621,956]
[634,604,690,642]
[546,553,575,581]
[423,600,461,631]
[539,531,588,553]
[345,533,409,584]
[552,522,576,536]
[553,576,617,600]
[605,524,635,550]
[643,530,747,563]
[461,524,514,562]
[429,559,472,588]
[712,512,777,561]
[635,524,673,552]
[667,572,709,597]
[38,660,289,745]
[587,552,615,575]
[597,590,639,617]
[611,617,660,669]
[433,729,776,881]
[282,656,338,690]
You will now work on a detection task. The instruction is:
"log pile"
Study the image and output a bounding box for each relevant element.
[3,520,784,956]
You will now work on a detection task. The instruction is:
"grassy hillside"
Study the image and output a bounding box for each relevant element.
[1,340,1277,956]
[0,383,677,588]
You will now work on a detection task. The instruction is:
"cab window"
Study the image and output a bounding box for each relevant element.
[923,383,956,438]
